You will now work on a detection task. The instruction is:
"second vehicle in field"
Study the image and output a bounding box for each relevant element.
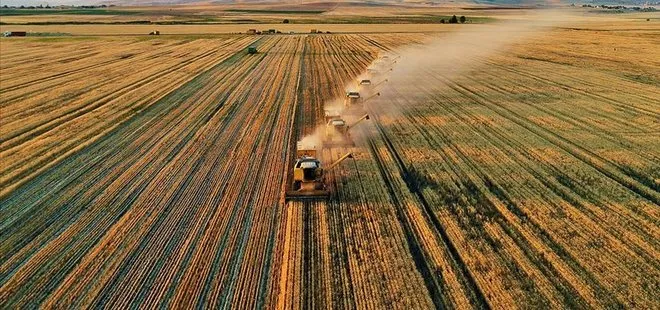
[324,114,370,147]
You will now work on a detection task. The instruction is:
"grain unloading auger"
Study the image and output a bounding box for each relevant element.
[285,143,354,200]
[373,79,388,88]
[377,55,400,63]
[358,78,388,88]
[363,92,381,103]
[324,114,370,147]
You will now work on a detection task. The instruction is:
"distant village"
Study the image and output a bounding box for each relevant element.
[578,3,658,11]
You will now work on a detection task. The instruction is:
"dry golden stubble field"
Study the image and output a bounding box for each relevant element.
[1,11,658,309]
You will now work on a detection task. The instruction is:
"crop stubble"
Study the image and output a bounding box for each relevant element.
[1,27,658,309]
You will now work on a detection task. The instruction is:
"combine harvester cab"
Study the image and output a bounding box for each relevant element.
[324,119,350,147]
[344,91,362,106]
[323,114,370,148]
[287,142,327,200]
[358,79,371,86]
[344,91,380,114]
[378,54,400,64]
[324,109,342,123]
[286,142,353,201]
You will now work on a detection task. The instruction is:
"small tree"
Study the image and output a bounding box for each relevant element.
[440,19,445,24]
[449,15,458,24]
[459,16,466,23]
[283,19,290,24]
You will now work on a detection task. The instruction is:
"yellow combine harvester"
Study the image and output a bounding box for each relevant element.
[324,114,370,147]
[324,109,341,122]
[345,91,362,106]
[358,79,372,86]
[344,92,380,107]
[285,142,353,200]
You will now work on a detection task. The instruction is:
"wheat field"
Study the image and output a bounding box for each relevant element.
[1,12,658,308]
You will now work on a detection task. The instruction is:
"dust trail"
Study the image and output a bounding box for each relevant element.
[298,126,324,151]
[367,9,574,119]
[298,10,573,149]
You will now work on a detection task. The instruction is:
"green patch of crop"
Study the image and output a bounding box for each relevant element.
[292,15,494,24]
[0,8,140,16]
[0,20,152,25]
[225,9,325,14]
[26,36,99,42]
[623,73,658,85]
[517,55,572,66]
[27,32,72,36]
[0,13,493,25]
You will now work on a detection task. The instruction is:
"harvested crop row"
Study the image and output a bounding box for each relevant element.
[369,75,658,307]
[277,33,454,309]
[2,33,437,309]
[0,36,257,197]
[2,28,657,309]
[1,35,302,308]
[363,28,659,308]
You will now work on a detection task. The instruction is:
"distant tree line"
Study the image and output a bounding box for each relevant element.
[1,4,115,9]
[580,4,656,11]
[440,15,467,24]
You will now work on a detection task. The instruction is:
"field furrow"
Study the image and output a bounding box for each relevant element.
[1,19,658,308]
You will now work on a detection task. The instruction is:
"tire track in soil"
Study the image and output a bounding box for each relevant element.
[435,75,660,204]
[366,110,491,309]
